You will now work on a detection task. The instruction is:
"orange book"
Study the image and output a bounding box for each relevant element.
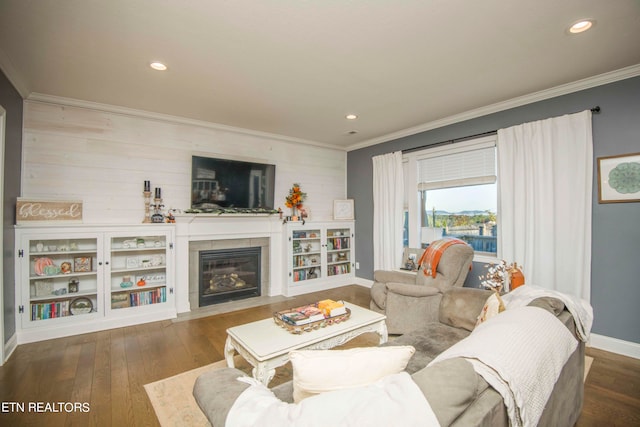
[317,299,346,317]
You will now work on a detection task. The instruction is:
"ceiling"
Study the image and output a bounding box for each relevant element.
[1,1,639,150]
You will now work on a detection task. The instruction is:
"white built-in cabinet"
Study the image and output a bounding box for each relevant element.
[284,221,355,296]
[15,224,176,343]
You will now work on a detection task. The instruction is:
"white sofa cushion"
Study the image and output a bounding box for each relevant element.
[289,345,415,402]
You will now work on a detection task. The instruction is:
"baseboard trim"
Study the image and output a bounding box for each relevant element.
[353,277,373,288]
[3,332,17,365]
[588,333,640,359]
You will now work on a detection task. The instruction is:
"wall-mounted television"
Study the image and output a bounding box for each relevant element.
[191,156,276,210]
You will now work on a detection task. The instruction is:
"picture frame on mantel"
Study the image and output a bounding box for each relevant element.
[333,199,354,220]
[597,152,640,203]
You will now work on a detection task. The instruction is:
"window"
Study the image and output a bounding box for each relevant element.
[403,135,497,260]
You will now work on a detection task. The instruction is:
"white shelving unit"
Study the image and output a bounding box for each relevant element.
[15,224,176,343]
[284,221,354,296]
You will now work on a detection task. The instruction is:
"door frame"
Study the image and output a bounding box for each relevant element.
[0,105,6,364]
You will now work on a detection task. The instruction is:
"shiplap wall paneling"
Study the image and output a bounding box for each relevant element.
[22,101,347,223]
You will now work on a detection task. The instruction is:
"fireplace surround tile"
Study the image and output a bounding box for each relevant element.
[189,238,270,309]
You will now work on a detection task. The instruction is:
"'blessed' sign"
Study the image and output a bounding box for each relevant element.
[16,199,83,223]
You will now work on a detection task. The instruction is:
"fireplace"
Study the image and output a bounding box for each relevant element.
[198,247,262,306]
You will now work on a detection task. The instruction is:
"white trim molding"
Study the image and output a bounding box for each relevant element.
[589,333,640,360]
[26,93,344,152]
[0,48,30,98]
[348,63,640,151]
[3,333,17,364]
[0,106,5,365]
[353,277,374,288]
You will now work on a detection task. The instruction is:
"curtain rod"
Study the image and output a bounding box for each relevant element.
[402,106,600,154]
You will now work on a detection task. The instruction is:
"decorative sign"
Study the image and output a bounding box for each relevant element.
[16,199,83,224]
[333,199,354,220]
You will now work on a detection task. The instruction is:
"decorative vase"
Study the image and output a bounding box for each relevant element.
[291,206,298,221]
[509,263,525,290]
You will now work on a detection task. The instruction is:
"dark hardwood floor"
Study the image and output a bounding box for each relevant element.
[0,285,638,426]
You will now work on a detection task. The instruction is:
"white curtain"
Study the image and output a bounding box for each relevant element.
[372,151,404,270]
[497,110,593,301]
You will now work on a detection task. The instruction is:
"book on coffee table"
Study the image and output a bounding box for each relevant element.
[274,301,350,333]
[318,299,347,317]
[278,304,325,325]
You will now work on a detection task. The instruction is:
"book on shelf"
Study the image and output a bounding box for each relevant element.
[31,300,71,321]
[110,287,166,309]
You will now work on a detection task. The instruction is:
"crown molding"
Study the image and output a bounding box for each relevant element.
[0,48,30,98]
[347,64,640,152]
[26,93,345,152]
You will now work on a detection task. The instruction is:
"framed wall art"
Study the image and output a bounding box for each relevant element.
[597,152,640,203]
[333,199,354,220]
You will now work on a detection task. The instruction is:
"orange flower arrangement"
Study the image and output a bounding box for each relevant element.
[285,183,306,209]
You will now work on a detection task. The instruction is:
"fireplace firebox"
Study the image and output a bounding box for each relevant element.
[199,247,261,306]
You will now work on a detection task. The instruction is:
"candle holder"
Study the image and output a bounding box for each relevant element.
[151,197,165,223]
[143,191,152,223]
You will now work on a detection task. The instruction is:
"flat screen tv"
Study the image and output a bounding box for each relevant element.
[191,156,276,210]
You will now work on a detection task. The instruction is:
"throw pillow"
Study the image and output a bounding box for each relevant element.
[475,292,505,327]
[289,345,415,403]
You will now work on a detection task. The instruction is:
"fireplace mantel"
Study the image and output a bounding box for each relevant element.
[173,214,284,313]
[174,213,282,239]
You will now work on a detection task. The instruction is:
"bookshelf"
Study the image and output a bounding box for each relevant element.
[15,224,176,343]
[284,221,354,296]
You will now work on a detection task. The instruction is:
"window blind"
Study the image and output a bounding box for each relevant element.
[417,145,496,191]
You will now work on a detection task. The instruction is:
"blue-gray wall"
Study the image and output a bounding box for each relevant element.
[348,76,640,344]
[1,69,23,347]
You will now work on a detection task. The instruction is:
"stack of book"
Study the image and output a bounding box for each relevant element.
[279,304,326,326]
[274,300,350,333]
[318,299,347,317]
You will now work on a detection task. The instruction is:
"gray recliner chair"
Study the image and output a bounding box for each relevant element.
[370,242,474,334]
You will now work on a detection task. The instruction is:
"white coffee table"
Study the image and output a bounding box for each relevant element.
[224,302,388,385]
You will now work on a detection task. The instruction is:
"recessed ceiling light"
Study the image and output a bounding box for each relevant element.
[569,20,594,34]
[150,62,167,71]
[346,114,358,120]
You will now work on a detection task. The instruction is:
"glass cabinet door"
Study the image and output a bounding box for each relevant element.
[291,229,322,282]
[108,234,169,310]
[326,228,351,277]
[27,236,99,322]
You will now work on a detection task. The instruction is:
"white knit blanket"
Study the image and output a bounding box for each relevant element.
[227,371,441,427]
[428,306,578,427]
[501,285,593,341]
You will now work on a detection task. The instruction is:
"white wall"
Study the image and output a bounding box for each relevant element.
[22,100,346,223]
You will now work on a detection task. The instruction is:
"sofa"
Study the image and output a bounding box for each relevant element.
[193,287,586,427]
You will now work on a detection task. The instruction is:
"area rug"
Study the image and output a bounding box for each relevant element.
[584,355,593,381]
[145,333,378,427]
[144,360,222,427]
[145,347,594,427]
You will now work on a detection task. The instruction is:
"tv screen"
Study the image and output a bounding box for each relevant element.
[191,156,276,210]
